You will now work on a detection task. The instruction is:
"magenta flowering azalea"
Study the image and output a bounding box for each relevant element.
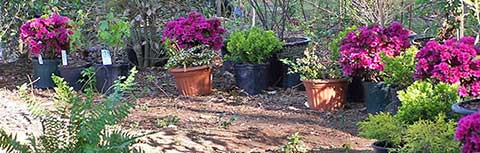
[20,13,73,59]
[162,11,226,50]
[413,37,480,97]
[338,22,411,80]
[455,113,480,153]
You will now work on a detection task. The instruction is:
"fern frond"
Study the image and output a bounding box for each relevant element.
[0,129,30,153]
[52,75,77,115]
[18,84,47,118]
[98,130,150,153]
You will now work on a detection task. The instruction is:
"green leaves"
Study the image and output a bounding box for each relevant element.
[358,112,404,147]
[401,114,460,153]
[3,67,143,152]
[397,81,460,124]
[164,44,220,70]
[0,129,30,153]
[98,12,131,51]
[280,42,343,80]
[380,46,419,90]
[226,27,283,64]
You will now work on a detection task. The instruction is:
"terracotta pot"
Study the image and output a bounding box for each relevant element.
[169,65,213,96]
[303,79,348,111]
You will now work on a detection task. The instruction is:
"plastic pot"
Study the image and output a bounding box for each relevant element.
[347,76,364,103]
[169,65,213,96]
[94,64,131,94]
[274,36,311,88]
[371,141,394,153]
[32,58,60,89]
[452,99,480,115]
[234,63,269,95]
[303,79,348,111]
[384,88,401,115]
[268,54,283,87]
[59,64,90,91]
[363,81,390,114]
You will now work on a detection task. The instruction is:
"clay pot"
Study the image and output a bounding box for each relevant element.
[303,79,348,111]
[169,65,213,96]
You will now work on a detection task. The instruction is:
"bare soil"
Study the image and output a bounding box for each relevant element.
[0,59,373,152]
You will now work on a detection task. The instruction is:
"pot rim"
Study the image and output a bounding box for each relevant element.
[283,36,311,46]
[59,63,91,69]
[452,99,480,115]
[371,141,396,150]
[169,65,210,73]
[303,78,348,84]
[234,62,270,67]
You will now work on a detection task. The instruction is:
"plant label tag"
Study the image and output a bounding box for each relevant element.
[101,49,112,65]
[61,50,68,66]
[38,54,44,65]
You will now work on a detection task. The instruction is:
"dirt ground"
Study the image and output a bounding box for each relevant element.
[0,59,373,152]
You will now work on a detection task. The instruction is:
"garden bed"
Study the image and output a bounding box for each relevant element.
[0,59,373,152]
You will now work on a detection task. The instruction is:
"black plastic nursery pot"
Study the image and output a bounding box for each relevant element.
[372,141,395,153]
[452,99,480,116]
[347,76,364,103]
[32,58,60,89]
[363,81,390,114]
[59,64,90,91]
[384,88,401,115]
[94,63,131,94]
[273,36,311,88]
[234,63,270,95]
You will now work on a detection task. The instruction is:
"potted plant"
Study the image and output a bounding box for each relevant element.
[226,27,283,95]
[248,1,311,88]
[20,13,73,89]
[358,113,403,153]
[281,42,347,111]
[455,113,480,153]
[338,22,411,114]
[411,37,480,115]
[161,11,225,96]
[59,11,91,91]
[331,26,361,103]
[164,43,221,96]
[379,46,419,114]
[95,12,131,93]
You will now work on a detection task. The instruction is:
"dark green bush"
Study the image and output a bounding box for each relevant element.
[226,26,283,64]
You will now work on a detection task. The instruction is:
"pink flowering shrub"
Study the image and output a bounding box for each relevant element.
[455,113,480,153]
[162,11,225,50]
[339,22,410,80]
[20,13,73,59]
[413,37,480,97]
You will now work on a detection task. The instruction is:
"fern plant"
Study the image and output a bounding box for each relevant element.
[0,67,146,153]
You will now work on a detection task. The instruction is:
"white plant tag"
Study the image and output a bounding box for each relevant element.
[101,49,112,65]
[61,50,68,66]
[38,54,44,65]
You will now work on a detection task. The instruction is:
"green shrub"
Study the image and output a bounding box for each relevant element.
[400,113,460,153]
[396,81,460,124]
[358,112,404,148]
[226,26,283,64]
[164,44,220,70]
[0,67,146,152]
[280,42,343,80]
[380,46,419,90]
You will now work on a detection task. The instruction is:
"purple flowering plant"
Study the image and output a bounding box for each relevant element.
[20,13,73,59]
[455,113,480,153]
[413,37,480,97]
[162,11,225,51]
[339,22,410,81]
